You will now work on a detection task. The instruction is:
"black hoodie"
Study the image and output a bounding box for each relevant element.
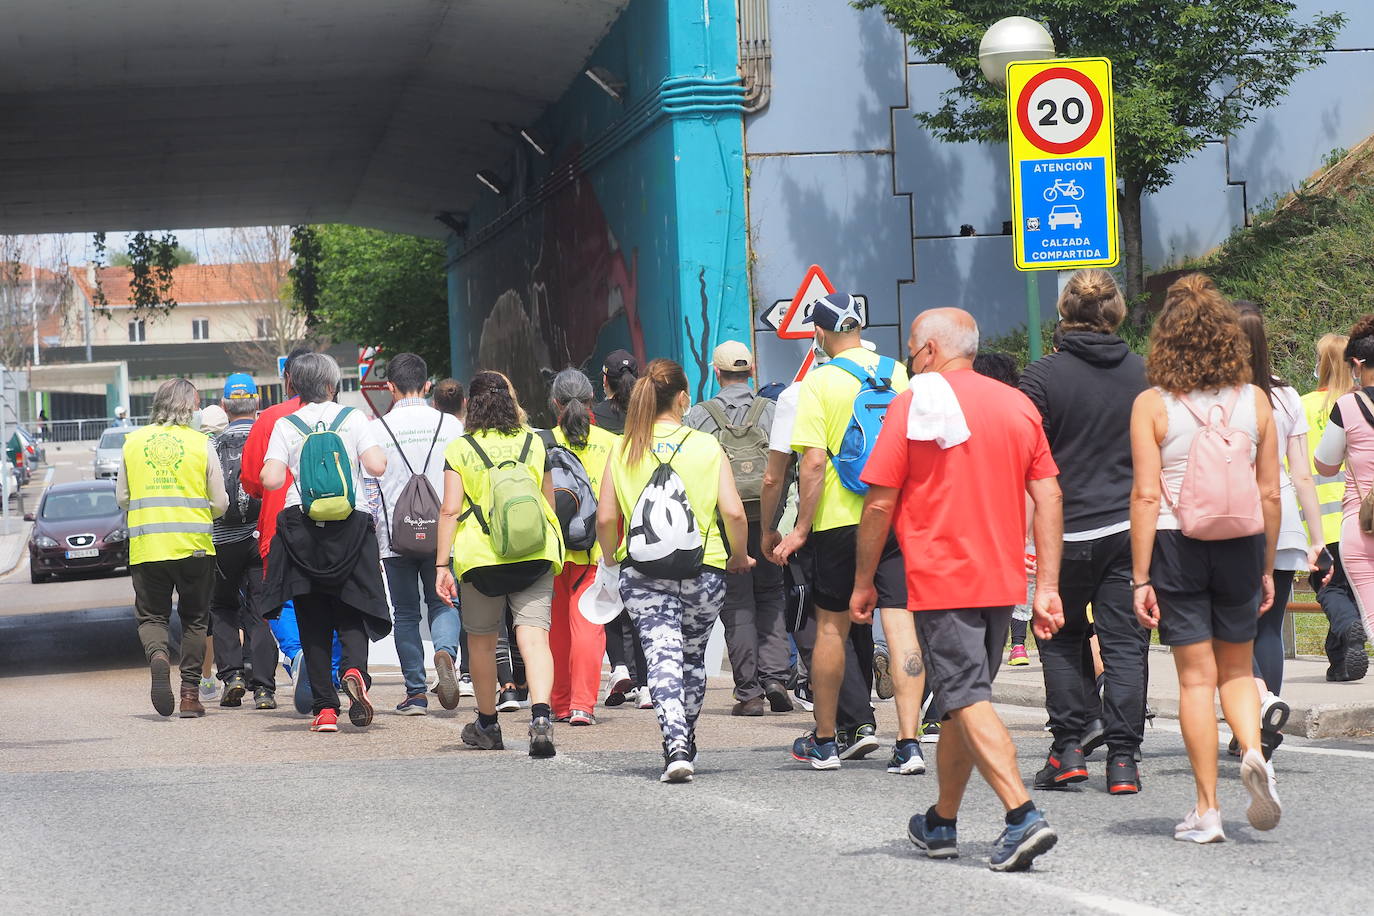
[1018,332,1147,535]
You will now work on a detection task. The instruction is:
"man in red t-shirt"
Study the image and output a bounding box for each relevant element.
[240,347,313,561]
[852,308,1066,873]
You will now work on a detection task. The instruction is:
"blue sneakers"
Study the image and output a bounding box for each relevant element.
[887,741,927,775]
[396,694,429,715]
[791,732,840,770]
[292,651,312,715]
[989,809,1058,872]
[907,813,958,859]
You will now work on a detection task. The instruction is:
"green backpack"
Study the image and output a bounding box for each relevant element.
[460,433,547,558]
[285,407,357,522]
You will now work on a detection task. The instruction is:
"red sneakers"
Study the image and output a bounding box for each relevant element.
[341,668,374,727]
[310,709,339,732]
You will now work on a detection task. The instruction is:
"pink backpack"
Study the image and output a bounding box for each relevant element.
[1162,388,1264,541]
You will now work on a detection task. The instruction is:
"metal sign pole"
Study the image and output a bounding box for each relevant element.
[1027,273,1043,362]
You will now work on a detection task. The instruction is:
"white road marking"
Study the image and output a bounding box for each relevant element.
[1146,717,1374,760]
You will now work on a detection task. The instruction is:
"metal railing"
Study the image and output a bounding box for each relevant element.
[37,417,148,444]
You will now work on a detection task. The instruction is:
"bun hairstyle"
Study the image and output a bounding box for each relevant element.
[622,359,689,466]
[549,368,595,449]
[1146,272,1250,394]
[1056,268,1126,334]
[1346,314,1374,367]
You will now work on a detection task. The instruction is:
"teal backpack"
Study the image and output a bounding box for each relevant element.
[285,407,357,522]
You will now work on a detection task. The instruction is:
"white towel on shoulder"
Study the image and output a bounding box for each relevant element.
[905,373,970,449]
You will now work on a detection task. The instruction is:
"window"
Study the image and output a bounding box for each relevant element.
[256,317,274,340]
[127,318,146,343]
[191,318,209,340]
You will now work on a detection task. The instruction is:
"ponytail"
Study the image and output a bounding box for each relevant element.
[611,368,636,412]
[623,359,689,466]
[548,368,594,449]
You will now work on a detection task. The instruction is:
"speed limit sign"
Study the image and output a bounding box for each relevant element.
[1006,57,1118,271]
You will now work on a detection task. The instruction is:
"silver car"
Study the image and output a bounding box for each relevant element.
[93,427,129,479]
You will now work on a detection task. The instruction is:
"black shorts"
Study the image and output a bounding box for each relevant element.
[802,525,907,613]
[1151,530,1264,646]
[915,607,1012,715]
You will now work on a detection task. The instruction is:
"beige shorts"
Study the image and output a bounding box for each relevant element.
[461,570,555,635]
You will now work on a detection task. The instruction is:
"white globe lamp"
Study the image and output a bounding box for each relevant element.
[978,16,1056,86]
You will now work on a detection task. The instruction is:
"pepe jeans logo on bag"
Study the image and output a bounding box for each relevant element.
[403,514,436,527]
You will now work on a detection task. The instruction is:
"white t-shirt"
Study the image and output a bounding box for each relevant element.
[769,383,802,454]
[1272,385,1311,569]
[265,401,381,511]
[370,404,463,557]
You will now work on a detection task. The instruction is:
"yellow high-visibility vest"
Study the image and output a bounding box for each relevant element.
[1301,389,1345,546]
[123,424,215,565]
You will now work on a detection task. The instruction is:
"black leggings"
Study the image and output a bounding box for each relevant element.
[294,591,370,715]
[1253,569,1296,694]
[604,608,650,687]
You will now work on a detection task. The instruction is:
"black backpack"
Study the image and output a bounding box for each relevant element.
[213,424,261,528]
[377,415,444,557]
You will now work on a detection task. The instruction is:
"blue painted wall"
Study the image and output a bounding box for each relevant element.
[446,0,749,410]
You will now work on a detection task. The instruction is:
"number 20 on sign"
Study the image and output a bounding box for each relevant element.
[1006,57,1119,271]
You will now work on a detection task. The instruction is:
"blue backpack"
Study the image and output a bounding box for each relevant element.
[826,356,899,494]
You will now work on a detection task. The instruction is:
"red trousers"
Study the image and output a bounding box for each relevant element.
[550,562,606,717]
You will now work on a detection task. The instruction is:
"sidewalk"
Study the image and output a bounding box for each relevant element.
[0,517,31,576]
[993,646,1374,739]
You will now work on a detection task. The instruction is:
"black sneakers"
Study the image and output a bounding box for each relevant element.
[1080,719,1106,758]
[1034,746,1089,789]
[837,724,880,760]
[1107,753,1141,794]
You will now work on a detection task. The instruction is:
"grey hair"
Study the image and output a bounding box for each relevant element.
[916,311,980,359]
[222,396,259,418]
[548,368,595,411]
[149,378,199,426]
[291,352,342,403]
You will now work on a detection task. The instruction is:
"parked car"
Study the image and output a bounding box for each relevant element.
[6,430,34,486]
[93,427,130,480]
[26,481,129,583]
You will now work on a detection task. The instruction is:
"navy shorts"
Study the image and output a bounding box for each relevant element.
[1151,530,1264,646]
[915,607,1013,716]
[802,525,907,613]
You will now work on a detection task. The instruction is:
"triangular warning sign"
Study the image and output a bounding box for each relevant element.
[776,264,836,340]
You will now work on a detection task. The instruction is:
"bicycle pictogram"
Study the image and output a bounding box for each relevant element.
[1042,178,1085,202]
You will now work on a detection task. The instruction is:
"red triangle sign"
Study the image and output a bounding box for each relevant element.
[776,264,835,340]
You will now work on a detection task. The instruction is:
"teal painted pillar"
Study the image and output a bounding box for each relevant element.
[446,233,465,381]
[666,0,749,401]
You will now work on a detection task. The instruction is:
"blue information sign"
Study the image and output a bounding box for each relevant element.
[1017,157,1112,267]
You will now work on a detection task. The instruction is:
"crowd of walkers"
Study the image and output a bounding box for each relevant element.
[117,270,1371,872]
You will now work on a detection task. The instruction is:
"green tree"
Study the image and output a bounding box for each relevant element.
[109,243,196,267]
[308,225,450,375]
[855,0,1344,309]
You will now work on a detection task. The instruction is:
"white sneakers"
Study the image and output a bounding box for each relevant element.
[1174,807,1226,843]
[1240,749,1282,831]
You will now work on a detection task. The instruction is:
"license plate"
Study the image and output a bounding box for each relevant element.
[65,549,99,559]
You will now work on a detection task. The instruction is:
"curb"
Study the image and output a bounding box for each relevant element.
[0,523,31,577]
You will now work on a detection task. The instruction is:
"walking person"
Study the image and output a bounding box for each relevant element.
[685,341,793,716]
[1303,334,1367,681]
[1130,274,1283,842]
[208,373,280,710]
[118,378,229,718]
[854,308,1065,871]
[773,293,929,772]
[258,353,392,733]
[597,359,753,782]
[371,353,464,715]
[1017,270,1150,794]
[434,371,563,757]
[544,369,615,725]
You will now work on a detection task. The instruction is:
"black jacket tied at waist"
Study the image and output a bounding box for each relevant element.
[260,508,392,641]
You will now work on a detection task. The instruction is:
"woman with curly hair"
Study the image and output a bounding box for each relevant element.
[1128,273,1282,843]
[1313,318,1374,675]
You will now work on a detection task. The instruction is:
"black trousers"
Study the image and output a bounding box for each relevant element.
[133,554,215,688]
[605,608,650,688]
[210,536,278,691]
[1315,543,1362,666]
[1040,530,1148,754]
[793,610,875,729]
[293,592,370,714]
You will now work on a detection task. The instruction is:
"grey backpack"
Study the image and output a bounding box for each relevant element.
[378,417,443,557]
[702,397,770,517]
[539,430,599,552]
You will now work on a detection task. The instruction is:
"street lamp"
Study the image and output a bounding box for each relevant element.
[979,16,1056,360]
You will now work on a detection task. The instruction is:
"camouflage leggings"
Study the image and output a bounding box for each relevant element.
[621,567,726,752]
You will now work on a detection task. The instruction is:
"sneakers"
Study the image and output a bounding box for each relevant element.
[254,687,277,710]
[989,809,1057,872]
[458,673,476,697]
[887,741,927,775]
[198,676,220,704]
[873,650,895,700]
[791,732,841,770]
[1240,748,1281,831]
[838,724,880,760]
[528,716,556,758]
[907,812,958,859]
[1080,718,1106,758]
[764,679,794,712]
[1034,746,1089,789]
[1174,807,1225,843]
[461,718,505,749]
[732,696,766,716]
[1106,752,1141,794]
[569,709,596,726]
[310,709,339,732]
[496,687,521,712]
[149,650,174,717]
[396,694,429,716]
[1342,622,1369,681]
[434,651,460,710]
[636,686,654,709]
[1008,644,1030,666]
[661,745,694,783]
[292,651,313,716]
[220,674,247,707]
[604,666,633,706]
[792,681,815,712]
[919,720,942,744]
[341,668,373,728]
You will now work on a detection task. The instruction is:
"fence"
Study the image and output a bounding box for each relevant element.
[38,417,149,444]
